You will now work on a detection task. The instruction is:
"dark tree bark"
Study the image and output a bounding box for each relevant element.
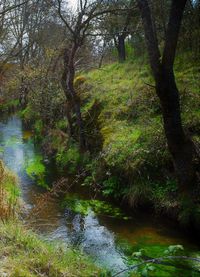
[67,45,86,151]
[136,0,198,196]
[113,2,133,63]
[62,46,86,151]
[61,49,74,137]
[117,34,126,63]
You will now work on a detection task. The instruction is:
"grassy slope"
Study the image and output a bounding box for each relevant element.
[0,222,100,277]
[81,52,200,212]
[15,51,199,219]
[0,161,102,276]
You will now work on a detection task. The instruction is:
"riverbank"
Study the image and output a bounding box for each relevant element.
[0,160,102,276]
[0,52,199,275]
[1,112,200,276]
[0,221,102,276]
[18,53,200,227]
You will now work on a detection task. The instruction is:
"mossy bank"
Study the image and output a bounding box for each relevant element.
[18,52,200,227]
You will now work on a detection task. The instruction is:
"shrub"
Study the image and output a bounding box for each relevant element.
[56,143,81,173]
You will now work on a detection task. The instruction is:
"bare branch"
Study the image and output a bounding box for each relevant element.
[0,0,29,16]
[57,0,75,36]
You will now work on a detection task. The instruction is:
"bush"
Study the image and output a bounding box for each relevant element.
[56,143,82,173]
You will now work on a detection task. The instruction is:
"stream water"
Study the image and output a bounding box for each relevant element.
[0,114,200,276]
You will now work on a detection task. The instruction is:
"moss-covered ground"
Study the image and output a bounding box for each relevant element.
[79,52,199,216]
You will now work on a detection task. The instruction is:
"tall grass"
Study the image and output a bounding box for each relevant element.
[0,221,102,276]
[0,160,20,220]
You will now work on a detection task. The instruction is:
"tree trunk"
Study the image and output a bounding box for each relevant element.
[156,67,196,195]
[117,35,126,63]
[62,46,86,151]
[73,100,86,151]
[67,71,86,150]
[61,50,74,137]
[136,0,198,195]
[65,102,74,137]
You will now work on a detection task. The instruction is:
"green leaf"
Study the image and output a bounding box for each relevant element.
[141,268,148,277]
[168,245,184,254]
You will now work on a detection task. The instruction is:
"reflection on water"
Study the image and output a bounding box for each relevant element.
[0,115,199,276]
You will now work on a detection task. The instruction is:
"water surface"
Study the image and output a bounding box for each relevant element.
[0,115,199,276]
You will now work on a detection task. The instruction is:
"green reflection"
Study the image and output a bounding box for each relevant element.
[25,154,48,188]
[63,196,131,220]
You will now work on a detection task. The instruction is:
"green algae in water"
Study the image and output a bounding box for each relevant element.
[25,154,48,188]
[5,136,22,147]
[63,196,131,220]
[116,238,200,277]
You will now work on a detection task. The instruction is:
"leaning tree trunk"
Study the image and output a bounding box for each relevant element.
[63,46,86,151]
[156,67,197,196]
[67,76,86,151]
[136,0,198,196]
[64,101,74,137]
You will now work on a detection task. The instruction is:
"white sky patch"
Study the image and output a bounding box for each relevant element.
[67,0,94,12]
[68,0,78,10]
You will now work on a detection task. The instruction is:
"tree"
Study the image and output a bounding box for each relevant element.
[98,0,137,63]
[0,0,30,74]
[56,0,118,150]
[103,0,133,62]
[0,0,28,16]
[136,0,199,200]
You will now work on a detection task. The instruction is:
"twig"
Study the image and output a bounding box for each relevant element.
[0,1,29,16]
[112,256,200,277]
[144,82,156,88]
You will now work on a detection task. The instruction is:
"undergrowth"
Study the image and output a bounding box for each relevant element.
[80,54,200,214]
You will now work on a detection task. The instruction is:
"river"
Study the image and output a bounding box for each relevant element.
[0,114,199,276]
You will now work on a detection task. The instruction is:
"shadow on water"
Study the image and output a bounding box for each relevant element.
[0,114,200,276]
